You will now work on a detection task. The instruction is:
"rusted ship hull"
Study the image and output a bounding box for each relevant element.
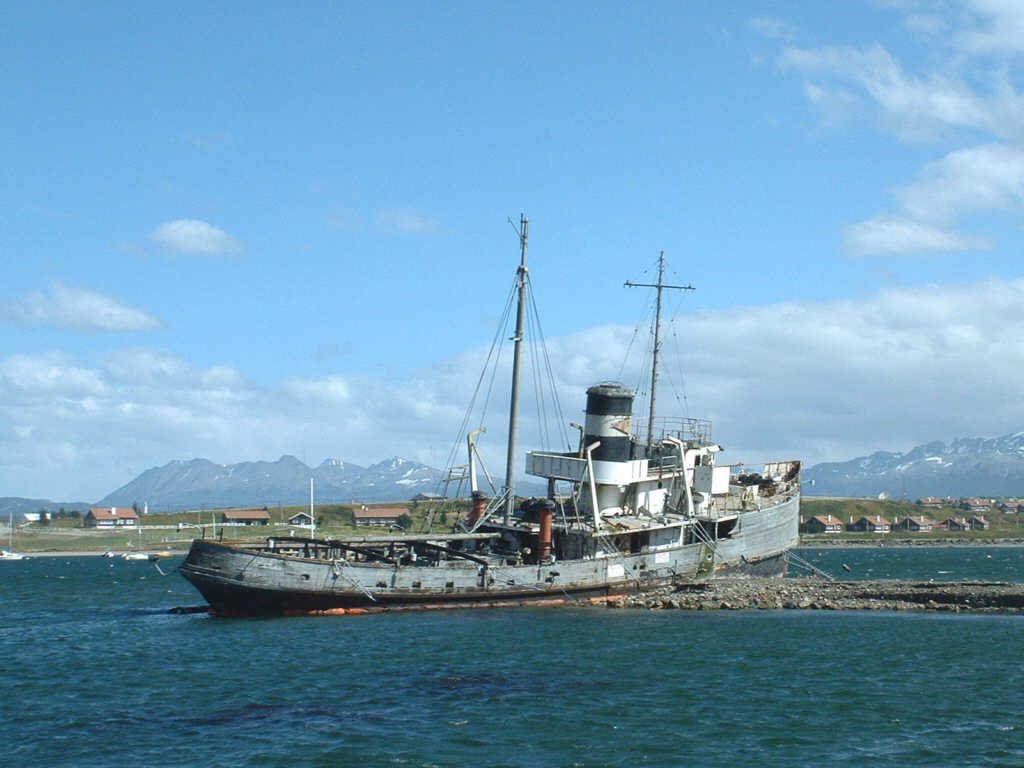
[179,493,798,615]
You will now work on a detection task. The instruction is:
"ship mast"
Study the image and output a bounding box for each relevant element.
[504,214,529,524]
[625,251,694,445]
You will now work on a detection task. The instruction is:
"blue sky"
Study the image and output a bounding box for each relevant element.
[4,1,1024,501]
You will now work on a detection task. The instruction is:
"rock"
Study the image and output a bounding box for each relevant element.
[599,577,1024,614]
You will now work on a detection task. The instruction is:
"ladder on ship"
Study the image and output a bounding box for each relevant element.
[689,520,718,576]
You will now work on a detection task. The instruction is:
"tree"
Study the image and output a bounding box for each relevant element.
[397,513,413,531]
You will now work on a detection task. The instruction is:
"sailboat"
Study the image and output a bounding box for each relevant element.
[1,512,29,560]
[180,218,800,615]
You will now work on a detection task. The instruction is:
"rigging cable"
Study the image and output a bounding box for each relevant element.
[436,276,518,496]
[525,272,572,452]
[662,281,693,422]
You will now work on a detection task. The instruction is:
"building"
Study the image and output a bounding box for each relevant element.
[968,515,990,531]
[892,515,933,532]
[801,514,844,534]
[353,505,407,527]
[221,509,271,526]
[412,492,444,502]
[999,500,1021,514]
[943,517,969,531]
[960,498,992,513]
[287,512,313,526]
[84,507,139,529]
[848,515,891,533]
[917,497,946,508]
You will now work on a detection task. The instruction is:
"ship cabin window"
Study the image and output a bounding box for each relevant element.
[716,519,737,539]
[613,534,645,554]
[649,527,680,549]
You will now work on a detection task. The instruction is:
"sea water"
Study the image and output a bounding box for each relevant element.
[2,549,1022,768]
[794,544,1024,582]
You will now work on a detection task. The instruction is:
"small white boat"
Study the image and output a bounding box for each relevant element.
[1,512,29,560]
[122,552,151,561]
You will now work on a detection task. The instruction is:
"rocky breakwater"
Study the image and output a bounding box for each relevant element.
[612,578,1024,613]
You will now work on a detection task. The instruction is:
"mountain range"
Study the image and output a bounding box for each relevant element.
[8,431,1024,518]
[96,455,447,512]
[803,432,1024,499]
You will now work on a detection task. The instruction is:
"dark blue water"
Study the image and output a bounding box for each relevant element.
[2,550,1023,767]
[794,545,1024,583]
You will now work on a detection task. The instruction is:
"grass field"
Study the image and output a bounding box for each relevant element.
[800,497,1024,541]
[6,499,473,554]
[6,497,1023,554]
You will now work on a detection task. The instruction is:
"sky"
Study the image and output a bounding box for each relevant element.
[4,0,1024,502]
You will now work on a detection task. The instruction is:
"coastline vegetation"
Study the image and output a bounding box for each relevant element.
[7,499,471,554]
[7,497,1022,554]
[800,497,1024,542]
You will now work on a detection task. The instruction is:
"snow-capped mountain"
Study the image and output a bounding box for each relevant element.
[96,455,446,511]
[804,433,1024,498]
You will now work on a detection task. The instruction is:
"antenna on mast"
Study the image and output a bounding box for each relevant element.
[625,251,694,445]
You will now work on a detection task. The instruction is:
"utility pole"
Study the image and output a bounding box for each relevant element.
[625,252,694,445]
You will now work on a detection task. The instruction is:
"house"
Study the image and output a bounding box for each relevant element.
[287,512,313,526]
[801,514,844,534]
[892,515,933,532]
[943,517,969,531]
[917,497,946,508]
[221,508,271,526]
[412,492,444,502]
[999,500,1021,514]
[84,507,139,529]
[960,498,992,513]
[968,515,990,531]
[848,515,891,533]
[353,505,407,527]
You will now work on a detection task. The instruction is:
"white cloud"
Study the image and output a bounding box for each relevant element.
[325,206,441,235]
[749,16,797,43]
[151,219,242,255]
[778,4,1024,256]
[0,352,108,396]
[3,284,161,332]
[6,279,1024,501]
[960,0,1024,54]
[282,376,352,404]
[845,215,989,256]
[375,208,440,235]
[779,42,994,139]
[846,142,1024,255]
[897,143,1024,221]
[325,207,362,232]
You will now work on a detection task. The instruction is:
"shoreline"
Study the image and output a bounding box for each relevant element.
[613,577,1024,613]
[10,539,1024,558]
[170,578,1024,617]
[14,549,188,558]
[798,537,1024,548]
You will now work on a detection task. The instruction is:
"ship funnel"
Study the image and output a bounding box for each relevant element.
[584,383,634,463]
[583,383,635,515]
